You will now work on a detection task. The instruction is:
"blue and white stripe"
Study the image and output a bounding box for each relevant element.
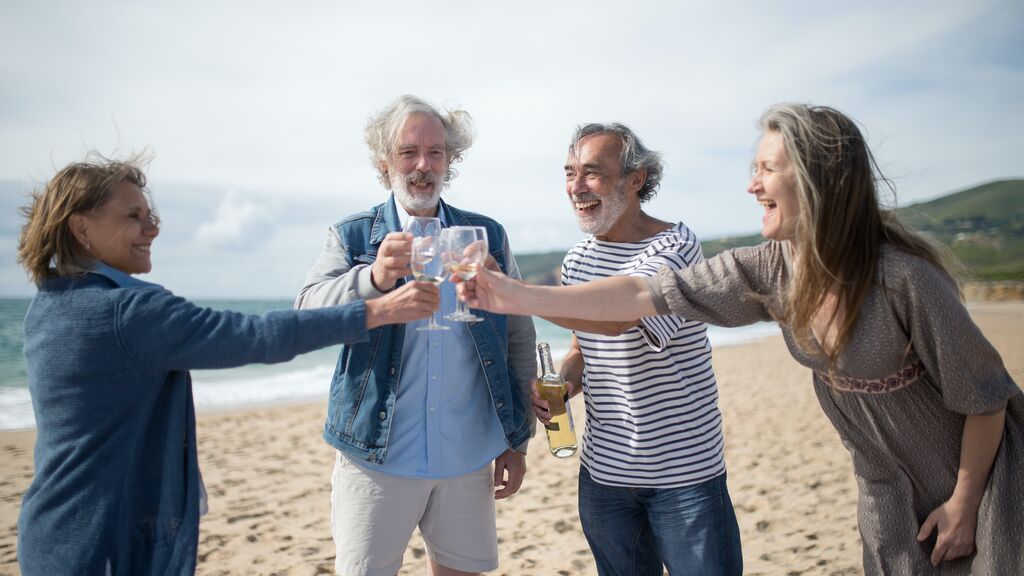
[563,223,726,488]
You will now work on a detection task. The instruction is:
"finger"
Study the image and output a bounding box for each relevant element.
[931,536,948,567]
[917,513,938,542]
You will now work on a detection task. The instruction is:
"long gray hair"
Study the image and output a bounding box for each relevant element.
[569,123,664,202]
[364,95,474,188]
[759,103,957,363]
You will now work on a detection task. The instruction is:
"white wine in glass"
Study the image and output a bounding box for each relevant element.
[443,226,487,322]
[405,216,449,331]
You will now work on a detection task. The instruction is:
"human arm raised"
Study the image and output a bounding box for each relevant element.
[295,228,413,309]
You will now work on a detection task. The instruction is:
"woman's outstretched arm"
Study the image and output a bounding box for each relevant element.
[458,266,658,321]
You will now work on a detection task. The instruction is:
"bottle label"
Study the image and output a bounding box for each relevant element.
[545,422,560,431]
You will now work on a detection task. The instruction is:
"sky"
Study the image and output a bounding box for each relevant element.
[1,0,1022,298]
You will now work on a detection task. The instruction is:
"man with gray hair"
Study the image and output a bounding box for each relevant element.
[295,95,536,576]
[533,123,743,575]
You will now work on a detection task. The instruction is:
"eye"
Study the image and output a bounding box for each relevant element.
[430,150,444,158]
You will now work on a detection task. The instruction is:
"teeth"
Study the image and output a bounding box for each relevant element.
[758,200,777,209]
[574,200,599,209]
[135,245,151,253]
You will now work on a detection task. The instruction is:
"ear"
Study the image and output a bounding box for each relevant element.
[627,168,647,197]
[69,214,90,247]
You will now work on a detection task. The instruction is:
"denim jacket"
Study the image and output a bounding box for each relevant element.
[19,265,369,576]
[295,196,536,464]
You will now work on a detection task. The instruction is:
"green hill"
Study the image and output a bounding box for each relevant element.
[517,179,1024,284]
[895,179,1024,281]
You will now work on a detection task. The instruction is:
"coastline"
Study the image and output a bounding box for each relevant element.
[0,302,1020,574]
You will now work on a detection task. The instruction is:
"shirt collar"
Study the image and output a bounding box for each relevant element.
[393,198,448,229]
[89,262,162,289]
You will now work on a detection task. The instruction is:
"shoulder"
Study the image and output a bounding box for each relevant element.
[451,205,506,231]
[878,245,957,291]
[645,223,700,253]
[333,203,384,230]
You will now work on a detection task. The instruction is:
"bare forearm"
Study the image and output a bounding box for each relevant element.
[952,408,1006,506]
[544,316,638,336]
[518,276,655,320]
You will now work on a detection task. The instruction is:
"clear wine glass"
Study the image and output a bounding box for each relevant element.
[443,226,488,323]
[405,217,449,331]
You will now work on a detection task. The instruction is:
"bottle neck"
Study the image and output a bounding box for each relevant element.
[538,345,557,376]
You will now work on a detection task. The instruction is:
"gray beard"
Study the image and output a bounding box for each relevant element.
[575,182,628,236]
[391,171,443,212]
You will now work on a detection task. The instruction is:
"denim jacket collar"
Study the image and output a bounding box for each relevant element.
[369,196,471,245]
[89,262,162,289]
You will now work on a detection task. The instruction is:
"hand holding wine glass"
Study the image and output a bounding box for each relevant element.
[405,216,450,331]
[442,226,488,322]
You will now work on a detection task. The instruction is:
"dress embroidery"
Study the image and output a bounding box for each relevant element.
[816,360,926,394]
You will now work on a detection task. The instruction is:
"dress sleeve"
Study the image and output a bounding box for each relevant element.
[885,252,1019,414]
[118,287,369,372]
[647,243,780,328]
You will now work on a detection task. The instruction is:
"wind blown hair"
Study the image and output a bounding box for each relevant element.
[364,95,474,188]
[760,103,958,363]
[18,153,156,285]
[569,123,664,203]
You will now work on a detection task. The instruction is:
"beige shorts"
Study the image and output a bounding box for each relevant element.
[330,452,499,576]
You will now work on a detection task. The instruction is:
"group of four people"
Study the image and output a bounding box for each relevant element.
[15,94,1023,576]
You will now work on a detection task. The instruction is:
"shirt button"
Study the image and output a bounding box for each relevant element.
[389,367,396,375]
[432,375,438,381]
[483,360,493,367]
[378,411,387,420]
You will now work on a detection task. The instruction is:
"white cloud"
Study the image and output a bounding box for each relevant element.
[194,190,275,251]
[1,0,1021,297]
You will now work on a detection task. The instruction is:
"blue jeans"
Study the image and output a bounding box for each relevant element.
[578,466,743,576]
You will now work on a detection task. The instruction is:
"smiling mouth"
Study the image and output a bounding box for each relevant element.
[134,244,151,254]
[573,199,600,213]
[758,199,777,211]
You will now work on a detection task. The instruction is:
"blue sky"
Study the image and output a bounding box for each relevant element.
[2,0,1022,298]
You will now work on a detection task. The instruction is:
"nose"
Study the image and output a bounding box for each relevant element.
[144,220,160,238]
[567,173,585,195]
[415,152,432,172]
[747,171,761,195]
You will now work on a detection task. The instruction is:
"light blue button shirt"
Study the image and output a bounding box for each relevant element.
[356,205,508,478]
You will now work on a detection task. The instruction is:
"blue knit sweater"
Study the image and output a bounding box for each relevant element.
[18,264,368,575]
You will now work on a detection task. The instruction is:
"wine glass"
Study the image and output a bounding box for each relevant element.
[443,226,488,322]
[405,217,449,331]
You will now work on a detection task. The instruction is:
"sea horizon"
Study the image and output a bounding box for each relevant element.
[0,297,779,431]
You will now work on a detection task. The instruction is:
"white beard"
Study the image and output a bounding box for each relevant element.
[390,169,443,212]
[575,181,628,236]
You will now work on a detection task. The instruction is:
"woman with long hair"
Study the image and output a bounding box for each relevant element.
[459,104,1023,574]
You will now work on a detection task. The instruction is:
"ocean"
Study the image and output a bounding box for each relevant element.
[0,298,779,431]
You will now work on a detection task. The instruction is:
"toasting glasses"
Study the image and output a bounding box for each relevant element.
[405,216,449,331]
[441,226,488,322]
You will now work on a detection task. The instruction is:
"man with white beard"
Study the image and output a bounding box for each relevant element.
[533,124,743,575]
[295,95,536,576]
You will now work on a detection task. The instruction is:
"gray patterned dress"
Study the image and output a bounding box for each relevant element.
[646,241,1023,575]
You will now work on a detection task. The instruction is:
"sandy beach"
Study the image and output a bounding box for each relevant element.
[1,302,1021,575]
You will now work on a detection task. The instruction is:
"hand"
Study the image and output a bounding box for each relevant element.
[455,266,523,314]
[532,378,582,425]
[364,281,440,329]
[370,232,413,292]
[916,496,980,566]
[493,449,526,500]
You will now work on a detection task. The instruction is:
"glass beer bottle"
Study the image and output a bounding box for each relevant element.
[536,343,577,458]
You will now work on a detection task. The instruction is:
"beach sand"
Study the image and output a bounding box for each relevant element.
[1,302,1021,575]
